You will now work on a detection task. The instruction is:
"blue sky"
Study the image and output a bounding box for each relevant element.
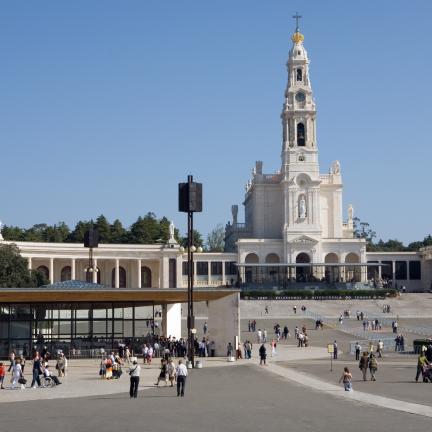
[1,0,431,243]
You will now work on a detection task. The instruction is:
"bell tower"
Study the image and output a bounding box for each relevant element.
[282,15,322,259]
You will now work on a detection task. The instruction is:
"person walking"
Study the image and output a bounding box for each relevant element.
[333,341,338,360]
[359,351,369,381]
[377,340,384,358]
[128,357,141,398]
[31,353,42,388]
[415,351,430,382]
[176,359,188,397]
[339,367,353,392]
[155,359,168,386]
[167,359,175,387]
[271,340,277,357]
[11,358,25,390]
[0,362,5,389]
[259,344,267,366]
[354,342,361,361]
[257,329,262,344]
[369,353,378,381]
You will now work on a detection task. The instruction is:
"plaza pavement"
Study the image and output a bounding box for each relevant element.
[1,361,431,432]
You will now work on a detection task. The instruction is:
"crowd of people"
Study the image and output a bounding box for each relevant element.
[0,348,66,390]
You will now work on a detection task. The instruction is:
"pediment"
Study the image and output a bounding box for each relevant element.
[289,235,318,245]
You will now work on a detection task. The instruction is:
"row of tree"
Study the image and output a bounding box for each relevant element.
[1,214,226,252]
[352,217,432,251]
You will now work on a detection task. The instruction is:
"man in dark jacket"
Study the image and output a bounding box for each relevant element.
[359,352,369,381]
[259,344,267,366]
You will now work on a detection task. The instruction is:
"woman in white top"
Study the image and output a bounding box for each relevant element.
[11,358,24,389]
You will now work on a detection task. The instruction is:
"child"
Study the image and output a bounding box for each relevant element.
[339,367,353,392]
[0,362,5,389]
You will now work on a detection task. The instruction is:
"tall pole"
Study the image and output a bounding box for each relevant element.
[187,175,195,365]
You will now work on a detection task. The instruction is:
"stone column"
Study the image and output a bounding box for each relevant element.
[392,261,396,287]
[71,258,76,280]
[93,259,98,283]
[208,293,240,357]
[161,303,182,339]
[406,260,410,281]
[49,258,54,284]
[378,261,382,280]
[137,259,142,288]
[27,257,32,271]
[115,259,120,288]
[222,260,226,286]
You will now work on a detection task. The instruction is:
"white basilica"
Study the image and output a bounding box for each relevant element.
[225,25,366,279]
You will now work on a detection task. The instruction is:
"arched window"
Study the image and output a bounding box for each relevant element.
[265,253,280,283]
[86,267,101,284]
[61,266,71,282]
[141,266,152,288]
[296,68,302,81]
[112,267,127,288]
[297,122,305,146]
[36,265,49,281]
[324,253,339,283]
[244,253,259,284]
[345,253,361,283]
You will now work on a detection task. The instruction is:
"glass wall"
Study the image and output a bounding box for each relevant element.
[0,302,156,358]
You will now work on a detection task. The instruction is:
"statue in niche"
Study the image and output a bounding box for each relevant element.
[299,197,307,219]
[331,160,341,175]
[348,204,354,221]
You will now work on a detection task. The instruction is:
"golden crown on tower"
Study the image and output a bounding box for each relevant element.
[291,31,304,43]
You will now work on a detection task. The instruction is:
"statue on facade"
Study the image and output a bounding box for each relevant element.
[231,205,238,225]
[331,160,341,175]
[348,204,354,221]
[299,197,307,219]
[168,221,176,243]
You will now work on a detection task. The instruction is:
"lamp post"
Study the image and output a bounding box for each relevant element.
[178,175,202,367]
[83,221,99,282]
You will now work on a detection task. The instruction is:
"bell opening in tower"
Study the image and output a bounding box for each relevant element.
[296,68,302,81]
[297,123,305,146]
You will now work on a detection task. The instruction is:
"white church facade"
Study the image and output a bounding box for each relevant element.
[225,25,367,285]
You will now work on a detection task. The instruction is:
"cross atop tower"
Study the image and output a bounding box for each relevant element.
[293,12,302,32]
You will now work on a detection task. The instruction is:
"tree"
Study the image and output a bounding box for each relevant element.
[206,224,225,252]
[353,217,376,244]
[2,225,26,241]
[180,229,204,249]
[68,220,92,242]
[95,215,112,243]
[0,244,47,287]
[129,213,160,244]
[110,219,127,243]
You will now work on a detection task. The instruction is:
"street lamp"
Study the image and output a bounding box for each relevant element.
[178,175,203,367]
[84,221,99,282]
